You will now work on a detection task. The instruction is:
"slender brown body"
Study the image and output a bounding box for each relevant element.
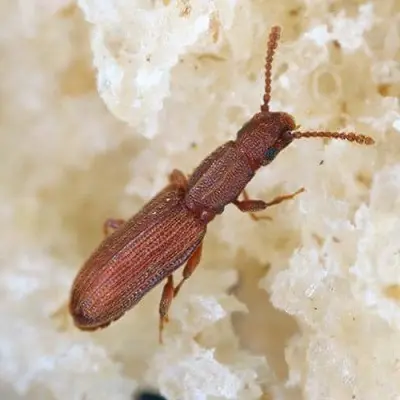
[69,26,374,340]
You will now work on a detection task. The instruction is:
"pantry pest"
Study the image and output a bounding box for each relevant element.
[69,25,374,343]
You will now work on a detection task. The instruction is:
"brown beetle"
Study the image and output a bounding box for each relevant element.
[70,26,374,342]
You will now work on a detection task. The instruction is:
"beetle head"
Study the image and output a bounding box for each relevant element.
[235,111,296,167]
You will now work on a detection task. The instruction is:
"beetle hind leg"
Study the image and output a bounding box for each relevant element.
[158,242,204,344]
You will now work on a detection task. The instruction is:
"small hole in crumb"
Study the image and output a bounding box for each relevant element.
[288,7,302,17]
[316,70,341,97]
[355,173,372,188]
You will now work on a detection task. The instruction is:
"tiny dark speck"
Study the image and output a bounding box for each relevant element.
[288,7,301,16]
[319,160,324,165]
[333,39,341,49]
[133,391,167,400]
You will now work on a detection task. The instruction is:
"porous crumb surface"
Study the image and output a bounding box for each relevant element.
[0,0,398,399]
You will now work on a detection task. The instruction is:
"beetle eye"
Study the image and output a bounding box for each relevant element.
[264,147,278,161]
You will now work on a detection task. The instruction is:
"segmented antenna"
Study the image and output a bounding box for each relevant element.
[292,131,375,145]
[261,26,281,113]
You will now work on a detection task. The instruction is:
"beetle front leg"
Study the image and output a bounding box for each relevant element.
[233,187,305,221]
[174,241,203,298]
[103,218,126,236]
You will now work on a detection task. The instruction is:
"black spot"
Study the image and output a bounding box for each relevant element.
[133,390,167,400]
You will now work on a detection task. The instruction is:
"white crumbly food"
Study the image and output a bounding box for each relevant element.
[0,0,399,399]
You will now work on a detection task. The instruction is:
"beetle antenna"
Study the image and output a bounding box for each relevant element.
[261,25,281,113]
[292,131,375,145]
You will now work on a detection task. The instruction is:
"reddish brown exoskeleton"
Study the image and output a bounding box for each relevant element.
[69,26,374,342]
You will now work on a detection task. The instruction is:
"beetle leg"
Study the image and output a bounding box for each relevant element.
[103,218,126,236]
[174,241,203,298]
[159,275,175,344]
[169,168,188,190]
[158,242,203,343]
[233,187,305,221]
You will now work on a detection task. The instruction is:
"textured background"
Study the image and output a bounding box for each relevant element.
[0,0,399,399]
